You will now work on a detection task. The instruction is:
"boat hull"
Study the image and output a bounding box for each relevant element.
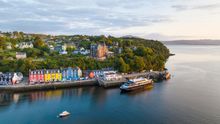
[120,82,153,92]
[59,114,70,118]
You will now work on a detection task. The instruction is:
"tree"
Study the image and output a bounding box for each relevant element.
[33,36,45,48]
[135,46,153,57]
[66,47,75,54]
[133,56,145,72]
[118,57,130,73]
[0,37,7,50]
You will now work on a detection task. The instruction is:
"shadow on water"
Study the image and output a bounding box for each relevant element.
[120,86,154,96]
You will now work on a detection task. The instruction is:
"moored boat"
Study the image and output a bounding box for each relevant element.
[120,77,153,91]
[58,111,70,118]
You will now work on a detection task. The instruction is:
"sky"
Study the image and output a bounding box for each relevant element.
[0,0,220,41]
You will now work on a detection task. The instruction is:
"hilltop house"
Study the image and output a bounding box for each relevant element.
[55,44,68,55]
[49,45,54,51]
[16,42,33,49]
[73,47,90,55]
[16,52,27,59]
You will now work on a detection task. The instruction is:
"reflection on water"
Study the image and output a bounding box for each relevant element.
[0,87,108,107]
[0,86,155,108]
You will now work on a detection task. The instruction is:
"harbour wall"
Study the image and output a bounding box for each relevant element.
[0,71,170,92]
[0,79,98,92]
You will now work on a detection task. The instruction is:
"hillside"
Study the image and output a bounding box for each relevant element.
[0,31,170,75]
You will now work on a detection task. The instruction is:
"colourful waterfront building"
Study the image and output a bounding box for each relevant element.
[62,67,74,81]
[56,70,62,81]
[62,67,82,81]
[51,69,62,81]
[44,70,51,82]
[29,70,44,84]
[44,69,62,82]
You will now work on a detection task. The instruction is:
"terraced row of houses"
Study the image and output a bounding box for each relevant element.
[29,67,82,84]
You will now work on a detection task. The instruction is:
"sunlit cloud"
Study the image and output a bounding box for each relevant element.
[0,0,220,40]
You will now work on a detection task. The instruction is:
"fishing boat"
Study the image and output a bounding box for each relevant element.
[58,111,70,118]
[120,77,153,91]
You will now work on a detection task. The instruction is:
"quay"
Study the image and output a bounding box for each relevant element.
[0,71,170,92]
[0,79,97,92]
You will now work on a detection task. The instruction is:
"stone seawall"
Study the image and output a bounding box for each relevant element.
[0,79,98,92]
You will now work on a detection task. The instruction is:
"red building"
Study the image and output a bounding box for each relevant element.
[29,70,44,84]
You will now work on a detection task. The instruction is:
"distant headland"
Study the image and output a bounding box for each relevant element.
[163,39,220,45]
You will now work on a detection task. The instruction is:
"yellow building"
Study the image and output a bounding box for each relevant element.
[44,69,62,82]
[51,70,56,81]
[44,70,51,82]
[56,70,62,81]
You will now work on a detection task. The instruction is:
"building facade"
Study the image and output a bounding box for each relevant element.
[29,70,44,84]
[16,52,27,59]
[44,69,62,82]
[62,67,81,81]
[90,43,108,60]
[16,42,33,49]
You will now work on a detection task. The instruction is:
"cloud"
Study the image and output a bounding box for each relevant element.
[0,0,172,35]
[172,3,220,11]
[172,5,189,11]
[0,0,220,40]
[193,4,220,10]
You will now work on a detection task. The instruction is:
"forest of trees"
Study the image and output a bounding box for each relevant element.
[0,32,170,75]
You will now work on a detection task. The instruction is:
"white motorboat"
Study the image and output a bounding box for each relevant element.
[58,111,70,117]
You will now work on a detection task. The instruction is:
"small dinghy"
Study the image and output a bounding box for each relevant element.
[58,111,70,118]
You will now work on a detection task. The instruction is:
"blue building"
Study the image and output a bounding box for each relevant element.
[62,67,81,81]
[62,67,74,81]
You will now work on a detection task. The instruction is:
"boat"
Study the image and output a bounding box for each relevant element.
[120,77,153,91]
[58,111,70,118]
[97,71,126,87]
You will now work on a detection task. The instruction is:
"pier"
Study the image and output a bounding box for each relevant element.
[98,71,170,88]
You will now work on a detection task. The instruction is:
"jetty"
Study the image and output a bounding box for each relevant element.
[98,71,171,88]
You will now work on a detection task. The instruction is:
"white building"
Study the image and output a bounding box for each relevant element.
[73,47,90,55]
[16,42,33,49]
[49,45,54,51]
[16,52,27,59]
[59,50,68,55]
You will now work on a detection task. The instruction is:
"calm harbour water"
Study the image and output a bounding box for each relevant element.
[1,45,220,124]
